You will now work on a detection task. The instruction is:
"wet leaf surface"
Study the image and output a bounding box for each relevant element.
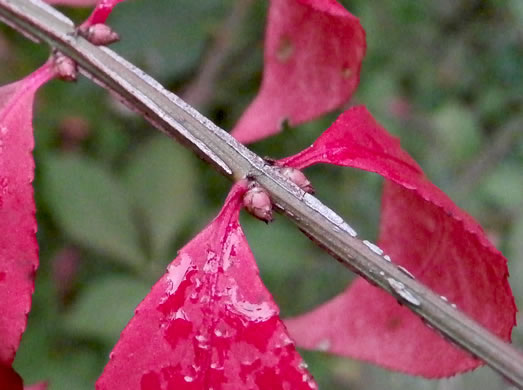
[0,64,54,366]
[283,106,516,377]
[97,183,317,389]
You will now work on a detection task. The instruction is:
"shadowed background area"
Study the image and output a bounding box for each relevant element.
[0,0,521,388]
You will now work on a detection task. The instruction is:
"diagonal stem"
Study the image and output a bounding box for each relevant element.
[1,0,522,386]
[181,0,255,108]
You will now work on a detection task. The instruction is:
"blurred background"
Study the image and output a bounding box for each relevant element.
[1,0,522,388]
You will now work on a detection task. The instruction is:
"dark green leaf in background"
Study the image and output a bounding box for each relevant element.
[480,163,523,209]
[63,275,150,342]
[42,155,145,268]
[109,0,230,83]
[431,102,482,166]
[123,135,198,261]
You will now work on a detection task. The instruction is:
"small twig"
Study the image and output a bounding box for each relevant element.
[181,0,255,108]
[451,119,523,200]
[1,0,523,387]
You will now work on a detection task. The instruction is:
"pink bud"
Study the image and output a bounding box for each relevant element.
[79,23,120,46]
[280,166,314,193]
[52,247,80,301]
[53,52,77,82]
[59,116,90,150]
[243,185,273,223]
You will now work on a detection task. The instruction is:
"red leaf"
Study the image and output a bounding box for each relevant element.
[282,106,516,376]
[0,364,23,390]
[0,64,55,365]
[231,0,365,144]
[83,0,126,27]
[97,182,317,389]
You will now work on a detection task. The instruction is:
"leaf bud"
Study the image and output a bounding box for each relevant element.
[280,166,314,193]
[53,52,77,82]
[243,184,273,223]
[79,24,120,46]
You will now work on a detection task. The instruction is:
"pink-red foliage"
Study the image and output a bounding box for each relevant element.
[0,64,55,370]
[97,183,317,389]
[82,0,126,27]
[280,106,516,376]
[231,0,365,144]
[0,365,23,390]
[1,0,516,384]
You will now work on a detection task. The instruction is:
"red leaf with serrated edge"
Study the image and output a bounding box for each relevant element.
[231,0,365,144]
[282,106,516,377]
[97,182,317,390]
[82,0,126,27]
[0,64,55,366]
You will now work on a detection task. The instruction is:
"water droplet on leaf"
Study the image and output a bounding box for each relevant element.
[316,339,331,352]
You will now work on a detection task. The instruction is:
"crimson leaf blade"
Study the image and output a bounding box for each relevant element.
[231,0,365,144]
[83,0,126,26]
[282,106,516,377]
[97,183,317,389]
[0,64,55,366]
[0,364,23,390]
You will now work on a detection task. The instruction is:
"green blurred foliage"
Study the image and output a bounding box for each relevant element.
[63,275,151,342]
[42,154,146,269]
[109,0,230,83]
[0,0,521,389]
